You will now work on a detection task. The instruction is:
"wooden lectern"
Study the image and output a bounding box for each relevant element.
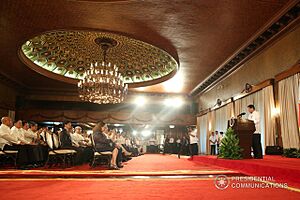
[227,118,255,159]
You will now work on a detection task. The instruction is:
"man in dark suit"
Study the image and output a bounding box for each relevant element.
[60,121,73,148]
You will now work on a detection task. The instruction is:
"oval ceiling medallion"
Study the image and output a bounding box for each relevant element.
[20,30,179,87]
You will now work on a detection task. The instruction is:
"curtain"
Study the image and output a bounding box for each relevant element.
[262,86,277,146]
[198,114,208,154]
[215,102,234,133]
[278,73,300,148]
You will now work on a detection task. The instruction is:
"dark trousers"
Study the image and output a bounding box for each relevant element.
[210,145,216,155]
[190,143,198,156]
[4,144,41,166]
[117,148,123,164]
[252,134,263,159]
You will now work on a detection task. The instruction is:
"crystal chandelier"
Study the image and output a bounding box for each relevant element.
[78,37,128,104]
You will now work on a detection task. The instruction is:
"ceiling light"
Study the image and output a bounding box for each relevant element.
[173,97,184,107]
[134,96,146,106]
[141,130,151,137]
[78,37,128,104]
[132,130,137,136]
[163,72,184,92]
[163,97,184,107]
[169,125,175,129]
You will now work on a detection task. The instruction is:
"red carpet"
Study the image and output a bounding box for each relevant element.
[191,155,300,188]
[0,154,237,178]
[0,154,299,199]
[0,179,299,200]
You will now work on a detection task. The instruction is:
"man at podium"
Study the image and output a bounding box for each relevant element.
[247,104,263,159]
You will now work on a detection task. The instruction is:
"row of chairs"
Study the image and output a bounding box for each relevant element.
[0,132,113,169]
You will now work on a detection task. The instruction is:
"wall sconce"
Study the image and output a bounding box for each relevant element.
[245,83,253,93]
[271,107,280,117]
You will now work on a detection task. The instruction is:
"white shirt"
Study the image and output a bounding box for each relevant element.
[189,129,199,144]
[149,138,156,145]
[125,139,131,146]
[169,138,174,143]
[209,135,217,145]
[71,132,85,146]
[248,110,260,134]
[11,126,30,144]
[23,128,37,143]
[0,124,20,149]
[218,134,224,145]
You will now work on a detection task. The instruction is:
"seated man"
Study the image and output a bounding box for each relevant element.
[0,117,21,150]
[0,118,34,169]
[60,121,73,148]
[93,121,120,170]
[59,121,83,165]
[27,122,48,166]
[23,122,37,143]
[11,120,31,145]
[71,126,93,164]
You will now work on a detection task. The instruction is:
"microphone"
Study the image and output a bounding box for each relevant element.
[237,112,246,117]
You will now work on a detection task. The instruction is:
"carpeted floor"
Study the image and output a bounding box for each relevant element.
[0,179,299,200]
[0,154,299,199]
[0,154,237,178]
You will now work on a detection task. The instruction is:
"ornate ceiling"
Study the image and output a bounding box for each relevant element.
[20,30,178,87]
[0,0,295,95]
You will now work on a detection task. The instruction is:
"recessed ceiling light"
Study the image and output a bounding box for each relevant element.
[134,96,146,106]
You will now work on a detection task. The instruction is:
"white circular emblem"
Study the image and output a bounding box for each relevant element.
[214,175,230,190]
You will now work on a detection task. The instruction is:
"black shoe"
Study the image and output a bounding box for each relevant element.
[18,166,30,170]
[109,165,120,170]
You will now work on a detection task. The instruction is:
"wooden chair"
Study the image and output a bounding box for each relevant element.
[89,133,112,168]
[0,149,18,168]
[45,132,76,168]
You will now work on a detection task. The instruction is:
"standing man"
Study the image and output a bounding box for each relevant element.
[247,104,263,159]
[209,132,216,155]
[188,127,199,158]
[215,131,219,155]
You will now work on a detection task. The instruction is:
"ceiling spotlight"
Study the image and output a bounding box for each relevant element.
[173,97,184,107]
[164,98,172,106]
[163,97,184,107]
[169,125,175,129]
[134,96,146,106]
[163,72,184,92]
[141,130,151,137]
[132,130,137,135]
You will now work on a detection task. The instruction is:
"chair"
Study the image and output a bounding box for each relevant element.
[45,132,76,168]
[89,133,112,168]
[0,149,18,168]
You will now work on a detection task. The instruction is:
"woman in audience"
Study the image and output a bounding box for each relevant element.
[92,121,120,170]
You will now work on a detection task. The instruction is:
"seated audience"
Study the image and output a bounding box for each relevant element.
[92,121,120,170]
[0,117,20,150]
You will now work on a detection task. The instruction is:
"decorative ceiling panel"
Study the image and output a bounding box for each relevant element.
[21,30,179,86]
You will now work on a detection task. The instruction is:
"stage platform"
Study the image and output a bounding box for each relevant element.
[191,155,300,187]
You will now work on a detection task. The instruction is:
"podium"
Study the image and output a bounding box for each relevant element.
[228,118,255,159]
